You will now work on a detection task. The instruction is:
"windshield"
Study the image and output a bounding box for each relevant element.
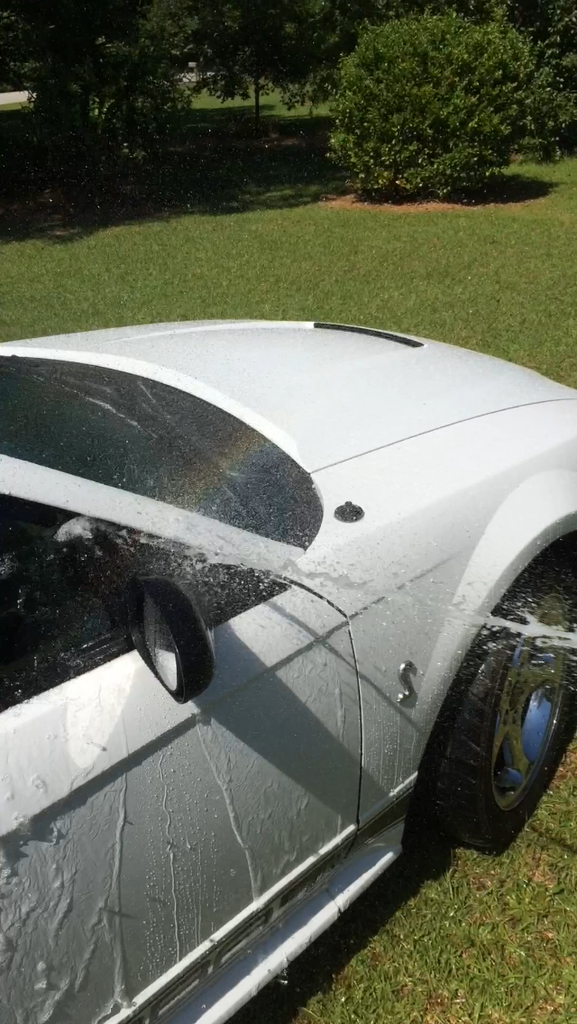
[0,356,323,549]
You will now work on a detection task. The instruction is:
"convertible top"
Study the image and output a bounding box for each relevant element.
[2,320,574,471]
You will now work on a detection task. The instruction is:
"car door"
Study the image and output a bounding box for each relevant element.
[0,484,361,1024]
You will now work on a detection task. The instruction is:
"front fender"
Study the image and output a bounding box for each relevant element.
[454,469,577,616]
[424,468,577,713]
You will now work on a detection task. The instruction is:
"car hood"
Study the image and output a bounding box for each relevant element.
[3,320,575,471]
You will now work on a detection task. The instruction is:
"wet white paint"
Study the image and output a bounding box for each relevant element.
[1,588,360,1024]
[3,323,577,1024]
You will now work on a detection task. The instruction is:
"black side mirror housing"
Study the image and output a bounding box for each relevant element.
[127,576,214,703]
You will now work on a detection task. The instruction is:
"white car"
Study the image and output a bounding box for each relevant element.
[1,320,576,1024]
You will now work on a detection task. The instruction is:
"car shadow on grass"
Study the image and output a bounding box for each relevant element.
[230,807,454,1024]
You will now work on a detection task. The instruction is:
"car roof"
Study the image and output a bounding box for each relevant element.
[2,320,574,471]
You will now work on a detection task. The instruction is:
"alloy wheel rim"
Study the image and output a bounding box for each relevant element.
[491,593,569,811]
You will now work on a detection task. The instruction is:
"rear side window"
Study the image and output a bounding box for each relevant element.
[0,357,323,548]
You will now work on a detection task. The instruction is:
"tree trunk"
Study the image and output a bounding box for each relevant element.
[254,76,260,130]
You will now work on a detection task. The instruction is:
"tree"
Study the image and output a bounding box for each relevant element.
[505,0,577,147]
[0,10,29,91]
[189,0,322,126]
[1,0,187,171]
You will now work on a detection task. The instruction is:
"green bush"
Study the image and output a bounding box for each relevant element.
[330,14,558,198]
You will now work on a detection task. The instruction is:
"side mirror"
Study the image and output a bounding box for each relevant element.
[127,577,214,703]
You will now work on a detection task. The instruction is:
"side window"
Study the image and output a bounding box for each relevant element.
[0,494,286,712]
[0,496,131,712]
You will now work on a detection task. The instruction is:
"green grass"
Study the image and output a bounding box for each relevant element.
[2,98,577,1023]
[183,87,331,118]
[1,119,577,387]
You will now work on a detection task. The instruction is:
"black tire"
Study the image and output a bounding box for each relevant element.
[431,545,577,853]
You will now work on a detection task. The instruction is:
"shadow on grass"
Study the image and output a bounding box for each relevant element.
[453,173,556,206]
[528,821,577,857]
[230,806,453,1024]
[348,173,557,209]
[0,100,560,242]
[0,105,347,245]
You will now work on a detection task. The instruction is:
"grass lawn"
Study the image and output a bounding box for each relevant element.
[1,109,577,389]
[2,97,577,1023]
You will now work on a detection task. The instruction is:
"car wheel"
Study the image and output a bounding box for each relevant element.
[433,547,577,852]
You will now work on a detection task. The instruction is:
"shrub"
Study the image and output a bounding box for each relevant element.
[330,14,558,198]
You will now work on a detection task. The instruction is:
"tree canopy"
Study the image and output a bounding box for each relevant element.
[1,0,576,177]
